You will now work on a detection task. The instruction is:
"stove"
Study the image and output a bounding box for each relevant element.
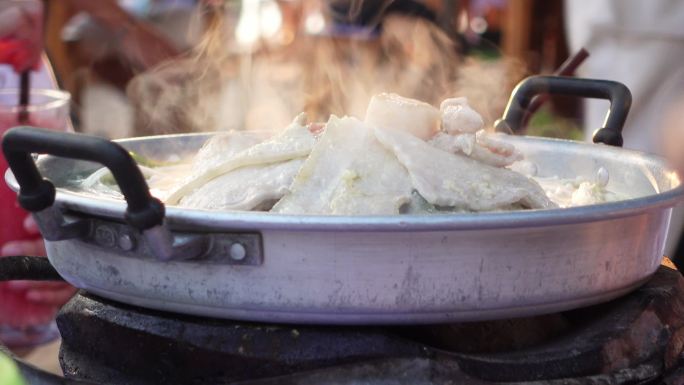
[4,260,684,384]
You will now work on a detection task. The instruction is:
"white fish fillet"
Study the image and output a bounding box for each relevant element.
[374,128,556,211]
[179,159,304,211]
[166,113,315,205]
[273,116,413,215]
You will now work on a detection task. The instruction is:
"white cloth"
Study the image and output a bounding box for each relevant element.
[565,0,684,153]
[565,0,684,255]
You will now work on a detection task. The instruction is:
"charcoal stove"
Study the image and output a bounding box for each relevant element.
[3,257,684,385]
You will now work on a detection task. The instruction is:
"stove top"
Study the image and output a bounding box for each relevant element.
[7,264,684,384]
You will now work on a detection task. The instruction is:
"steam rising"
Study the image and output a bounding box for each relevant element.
[127,2,524,136]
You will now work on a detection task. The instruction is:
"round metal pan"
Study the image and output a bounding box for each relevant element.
[3,76,683,324]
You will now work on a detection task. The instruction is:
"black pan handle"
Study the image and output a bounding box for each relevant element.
[0,256,63,282]
[2,127,164,232]
[494,76,632,147]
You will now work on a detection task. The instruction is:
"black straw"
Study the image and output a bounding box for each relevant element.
[18,71,30,124]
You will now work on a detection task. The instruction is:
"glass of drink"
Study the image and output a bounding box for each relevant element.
[0,88,70,348]
[0,0,44,73]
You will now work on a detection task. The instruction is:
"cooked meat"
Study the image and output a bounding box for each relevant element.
[431,97,522,168]
[179,159,304,211]
[374,127,556,211]
[440,97,484,135]
[273,116,413,215]
[166,113,316,205]
[84,92,608,214]
[190,131,265,178]
[365,93,440,140]
[430,132,522,168]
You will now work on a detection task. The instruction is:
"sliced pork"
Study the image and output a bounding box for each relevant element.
[166,113,316,205]
[273,116,413,215]
[374,127,556,211]
[179,159,304,211]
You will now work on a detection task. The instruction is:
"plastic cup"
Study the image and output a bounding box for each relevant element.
[0,88,70,348]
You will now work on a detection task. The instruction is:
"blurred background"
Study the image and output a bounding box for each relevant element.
[31,0,581,140]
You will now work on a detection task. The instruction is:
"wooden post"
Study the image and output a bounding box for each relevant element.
[502,0,533,65]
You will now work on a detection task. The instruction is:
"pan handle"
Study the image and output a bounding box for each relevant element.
[0,256,64,282]
[494,76,632,147]
[3,127,163,229]
[2,127,206,261]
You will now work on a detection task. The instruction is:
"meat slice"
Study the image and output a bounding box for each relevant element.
[190,131,266,177]
[430,132,522,168]
[434,97,522,167]
[179,159,303,211]
[374,127,556,211]
[365,93,440,140]
[440,97,484,135]
[166,113,315,205]
[272,116,413,215]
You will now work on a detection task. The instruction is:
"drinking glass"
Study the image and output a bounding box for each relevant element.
[0,88,70,348]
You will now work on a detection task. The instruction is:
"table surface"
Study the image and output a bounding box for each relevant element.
[17,339,62,376]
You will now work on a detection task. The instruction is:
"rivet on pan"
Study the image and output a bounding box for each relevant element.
[118,233,136,251]
[94,225,116,248]
[229,243,247,261]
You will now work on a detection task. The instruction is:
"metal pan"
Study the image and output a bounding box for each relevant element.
[3,76,683,325]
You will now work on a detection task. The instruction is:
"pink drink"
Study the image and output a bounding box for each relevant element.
[0,1,44,73]
[0,89,70,348]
